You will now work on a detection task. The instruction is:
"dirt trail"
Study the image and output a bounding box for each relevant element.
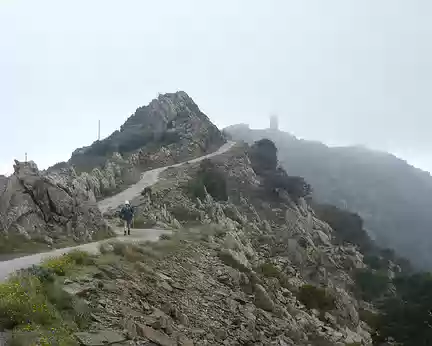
[0,228,169,281]
[97,141,236,214]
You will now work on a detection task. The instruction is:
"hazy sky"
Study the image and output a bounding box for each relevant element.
[1,0,432,175]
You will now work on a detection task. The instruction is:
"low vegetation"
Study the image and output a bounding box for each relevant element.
[249,139,312,201]
[297,284,336,312]
[0,250,96,345]
[168,205,201,223]
[354,269,391,302]
[185,159,228,201]
[371,273,432,346]
[258,262,281,278]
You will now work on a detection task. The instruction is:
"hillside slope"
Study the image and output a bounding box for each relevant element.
[49,91,226,200]
[225,124,432,269]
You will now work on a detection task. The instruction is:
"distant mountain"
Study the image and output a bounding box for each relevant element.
[69,91,225,173]
[49,91,226,199]
[225,124,432,269]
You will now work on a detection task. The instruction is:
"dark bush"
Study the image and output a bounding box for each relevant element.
[169,205,201,222]
[186,178,206,200]
[314,204,373,252]
[373,273,432,346]
[117,131,154,154]
[26,265,55,283]
[160,130,181,145]
[297,284,336,311]
[267,168,312,199]
[354,269,390,301]
[249,139,312,200]
[258,262,281,278]
[186,159,227,201]
[249,138,278,174]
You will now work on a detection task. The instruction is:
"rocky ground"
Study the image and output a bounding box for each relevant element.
[0,222,370,345]
[92,144,374,345]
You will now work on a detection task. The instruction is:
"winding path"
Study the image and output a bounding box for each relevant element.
[0,141,236,281]
[98,141,235,213]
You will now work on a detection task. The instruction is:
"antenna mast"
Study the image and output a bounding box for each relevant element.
[98,120,101,141]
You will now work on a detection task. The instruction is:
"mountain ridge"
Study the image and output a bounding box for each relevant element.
[225,123,432,269]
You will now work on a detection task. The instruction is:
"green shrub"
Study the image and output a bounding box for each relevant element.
[41,256,73,276]
[112,242,145,262]
[0,274,57,329]
[40,251,93,277]
[354,269,390,301]
[358,308,380,329]
[258,262,281,278]
[133,216,156,228]
[199,160,228,201]
[46,283,73,313]
[297,284,336,311]
[26,266,55,284]
[10,323,77,346]
[185,177,206,200]
[249,138,278,174]
[112,242,128,256]
[314,204,374,252]
[186,159,228,201]
[66,250,94,266]
[169,205,201,222]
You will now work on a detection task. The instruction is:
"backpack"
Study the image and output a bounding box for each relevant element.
[120,205,134,219]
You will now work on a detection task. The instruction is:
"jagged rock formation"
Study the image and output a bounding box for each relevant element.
[98,143,373,344]
[51,92,226,200]
[225,124,432,270]
[0,160,114,252]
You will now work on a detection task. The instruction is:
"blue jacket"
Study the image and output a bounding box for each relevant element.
[120,205,134,221]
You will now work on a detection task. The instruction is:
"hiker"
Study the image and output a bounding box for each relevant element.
[120,200,134,236]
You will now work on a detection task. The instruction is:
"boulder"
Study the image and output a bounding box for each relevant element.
[136,324,176,346]
[218,248,251,273]
[0,160,114,251]
[74,330,126,345]
[254,284,275,312]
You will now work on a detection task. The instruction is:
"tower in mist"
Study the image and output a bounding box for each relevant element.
[270,114,279,131]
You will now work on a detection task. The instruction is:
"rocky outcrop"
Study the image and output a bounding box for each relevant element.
[61,91,226,199]
[0,160,114,250]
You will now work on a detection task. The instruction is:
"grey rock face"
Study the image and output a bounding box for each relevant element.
[253,283,275,312]
[0,160,114,249]
[65,91,226,199]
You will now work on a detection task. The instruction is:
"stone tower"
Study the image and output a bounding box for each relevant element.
[270,114,279,131]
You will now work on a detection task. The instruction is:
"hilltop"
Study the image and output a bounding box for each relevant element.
[51,91,226,200]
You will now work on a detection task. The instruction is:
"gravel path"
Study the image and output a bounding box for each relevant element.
[0,228,168,281]
[0,141,235,281]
